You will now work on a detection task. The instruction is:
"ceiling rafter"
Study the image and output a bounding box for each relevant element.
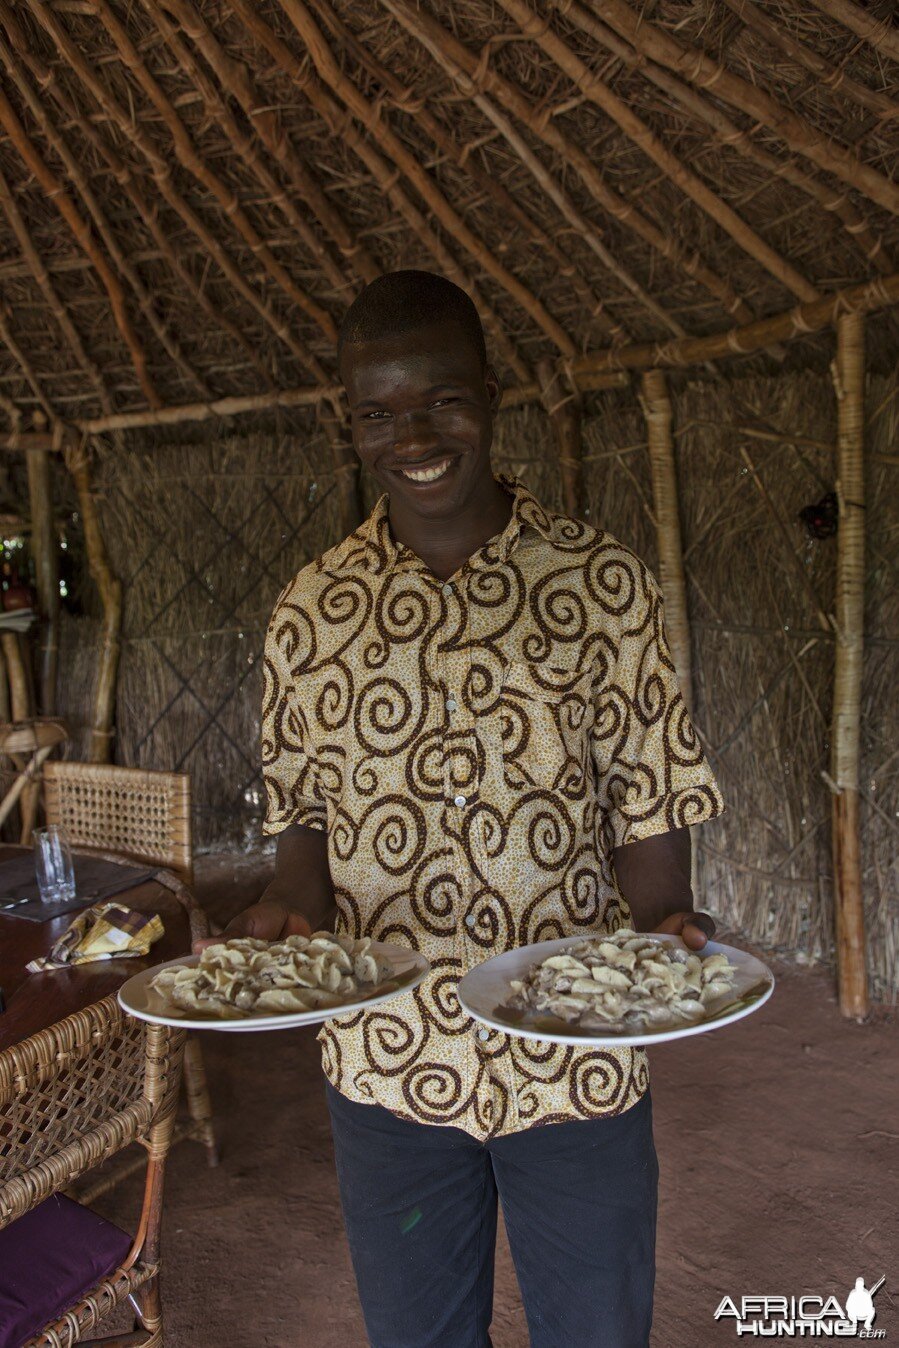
[804,0,899,66]
[307,0,626,344]
[0,32,211,402]
[140,0,353,297]
[0,5,276,393]
[549,0,893,276]
[498,0,820,303]
[591,0,899,216]
[0,160,115,422]
[21,0,329,382]
[90,0,337,354]
[226,0,532,383]
[0,84,160,408]
[718,0,898,124]
[155,0,381,288]
[274,0,578,359]
[383,0,760,326]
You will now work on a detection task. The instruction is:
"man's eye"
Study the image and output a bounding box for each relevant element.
[431,397,458,408]
[362,411,390,421]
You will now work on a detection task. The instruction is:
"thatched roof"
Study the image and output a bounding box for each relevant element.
[0,0,896,438]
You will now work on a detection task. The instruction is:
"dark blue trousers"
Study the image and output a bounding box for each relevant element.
[326,1081,657,1348]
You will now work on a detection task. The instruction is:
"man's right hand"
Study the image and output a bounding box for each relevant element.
[193,895,312,953]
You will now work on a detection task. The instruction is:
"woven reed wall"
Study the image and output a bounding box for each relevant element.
[53,371,898,1000]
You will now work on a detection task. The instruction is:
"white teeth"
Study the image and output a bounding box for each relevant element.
[400,458,451,483]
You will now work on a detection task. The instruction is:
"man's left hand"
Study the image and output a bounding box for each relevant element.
[651,910,716,950]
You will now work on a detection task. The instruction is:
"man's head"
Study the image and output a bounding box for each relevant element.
[338,270,501,524]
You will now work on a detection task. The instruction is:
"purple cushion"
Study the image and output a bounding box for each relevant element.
[0,1194,132,1348]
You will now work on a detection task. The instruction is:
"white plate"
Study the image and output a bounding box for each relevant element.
[457,934,774,1046]
[118,941,430,1032]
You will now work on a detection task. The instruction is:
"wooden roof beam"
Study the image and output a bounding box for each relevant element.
[497,0,820,304]
[273,0,577,360]
[719,0,899,124]
[0,162,116,422]
[60,271,899,437]
[0,34,211,403]
[549,0,893,277]
[154,0,380,289]
[90,0,336,359]
[379,0,681,341]
[21,0,326,381]
[226,0,532,383]
[139,0,355,296]
[590,0,899,217]
[0,85,160,408]
[568,272,899,377]
[383,0,758,327]
[307,0,626,345]
[805,0,899,66]
[0,11,277,393]
[0,304,56,423]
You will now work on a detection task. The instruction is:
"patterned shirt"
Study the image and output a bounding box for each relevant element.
[262,473,724,1140]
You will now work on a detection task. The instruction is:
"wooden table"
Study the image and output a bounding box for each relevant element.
[0,844,192,1052]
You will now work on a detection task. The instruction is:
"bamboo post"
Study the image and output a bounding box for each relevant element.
[829,313,867,1020]
[65,440,122,763]
[641,370,693,714]
[537,360,584,518]
[26,423,59,714]
[0,631,39,841]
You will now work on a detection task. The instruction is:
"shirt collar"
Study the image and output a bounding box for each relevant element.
[320,471,555,577]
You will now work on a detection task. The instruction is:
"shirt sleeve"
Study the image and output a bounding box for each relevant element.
[261,590,327,837]
[591,561,724,848]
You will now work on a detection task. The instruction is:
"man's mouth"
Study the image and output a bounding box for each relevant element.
[394,456,455,484]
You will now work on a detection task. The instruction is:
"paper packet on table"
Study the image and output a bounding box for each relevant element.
[27,901,165,972]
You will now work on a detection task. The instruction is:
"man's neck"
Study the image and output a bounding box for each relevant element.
[388,476,514,582]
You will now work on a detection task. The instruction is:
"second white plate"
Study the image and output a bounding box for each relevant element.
[457,934,774,1046]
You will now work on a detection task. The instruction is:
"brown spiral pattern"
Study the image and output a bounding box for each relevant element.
[263,473,723,1139]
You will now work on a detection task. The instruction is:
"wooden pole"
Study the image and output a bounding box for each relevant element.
[26,431,59,714]
[65,440,122,763]
[0,630,40,841]
[829,313,867,1019]
[537,359,584,518]
[641,370,693,714]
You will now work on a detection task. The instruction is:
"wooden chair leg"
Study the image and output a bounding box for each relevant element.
[182,1034,219,1167]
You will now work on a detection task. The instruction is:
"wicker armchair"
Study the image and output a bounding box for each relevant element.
[42,766,217,1173]
[0,998,185,1347]
[42,764,192,885]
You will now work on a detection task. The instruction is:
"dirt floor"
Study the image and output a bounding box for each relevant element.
[94,855,897,1348]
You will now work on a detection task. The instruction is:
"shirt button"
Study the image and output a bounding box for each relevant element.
[478,1028,490,1042]
[465,914,476,929]
[453,793,466,807]
[445,697,457,712]
[441,582,453,595]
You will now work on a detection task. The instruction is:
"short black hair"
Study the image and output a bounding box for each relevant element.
[337,270,487,368]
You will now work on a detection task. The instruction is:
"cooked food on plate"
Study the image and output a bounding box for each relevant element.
[507,929,737,1030]
[149,931,398,1019]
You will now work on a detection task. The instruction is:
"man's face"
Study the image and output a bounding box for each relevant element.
[341,319,501,522]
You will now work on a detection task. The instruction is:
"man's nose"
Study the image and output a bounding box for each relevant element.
[393,411,438,457]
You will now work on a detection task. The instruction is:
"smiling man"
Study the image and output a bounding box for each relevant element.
[214,271,724,1347]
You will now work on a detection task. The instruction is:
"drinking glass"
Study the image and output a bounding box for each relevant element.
[33,825,76,904]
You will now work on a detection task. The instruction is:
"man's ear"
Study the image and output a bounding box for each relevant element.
[485,364,503,415]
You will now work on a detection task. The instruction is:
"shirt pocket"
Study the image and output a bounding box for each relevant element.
[492,658,595,792]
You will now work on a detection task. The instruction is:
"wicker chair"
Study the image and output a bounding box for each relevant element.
[42,765,217,1173]
[42,764,192,885]
[0,997,185,1347]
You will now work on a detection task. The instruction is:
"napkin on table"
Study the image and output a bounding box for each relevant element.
[26,902,164,972]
